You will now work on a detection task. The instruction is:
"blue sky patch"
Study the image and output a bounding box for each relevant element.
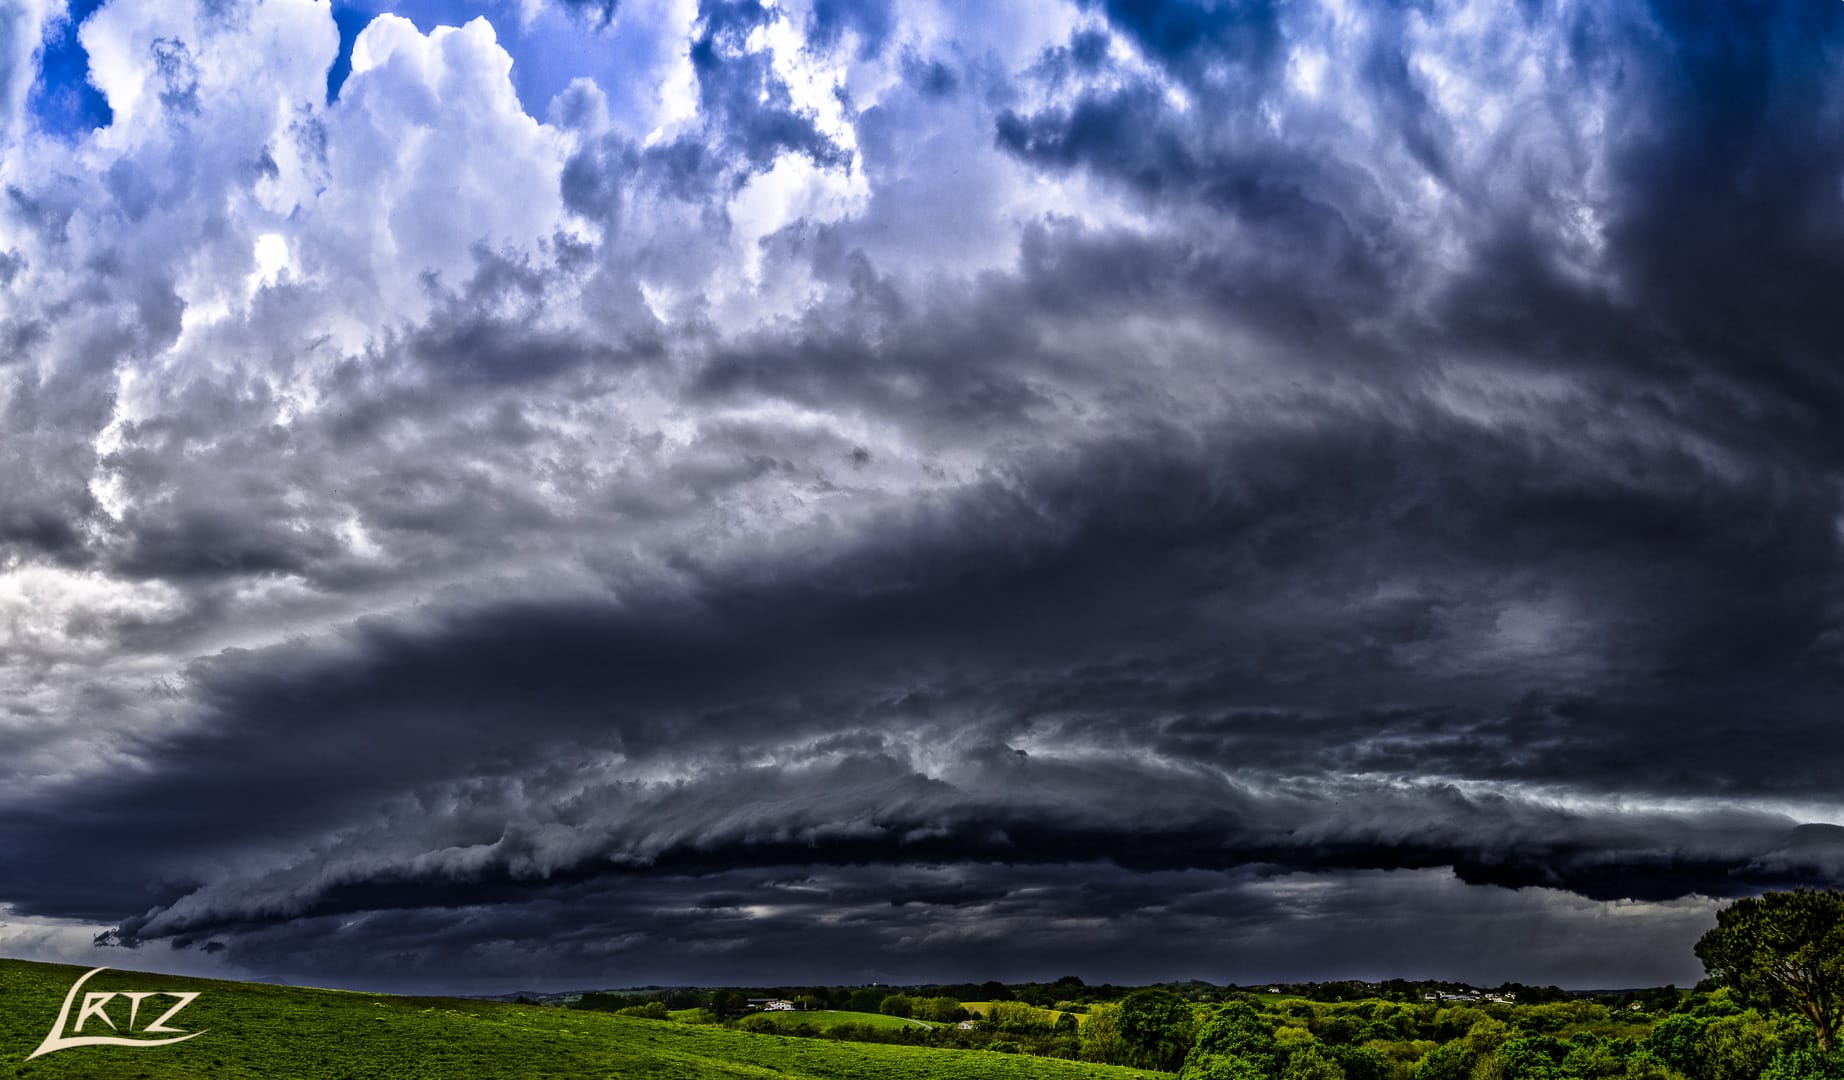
[28,0,113,136]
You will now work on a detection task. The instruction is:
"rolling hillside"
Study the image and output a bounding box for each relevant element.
[0,959,1168,1079]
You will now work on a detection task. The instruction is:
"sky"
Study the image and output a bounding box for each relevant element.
[0,0,1841,996]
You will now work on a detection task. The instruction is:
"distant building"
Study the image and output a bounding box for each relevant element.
[746,998,797,1011]
[957,1020,979,1030]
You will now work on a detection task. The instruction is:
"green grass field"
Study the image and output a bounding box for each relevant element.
[0,959,1169,1079]
[743,1008,939,1031]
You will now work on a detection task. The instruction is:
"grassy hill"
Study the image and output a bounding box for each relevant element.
[0,959,1168,1079]
[742,1008,940,1032]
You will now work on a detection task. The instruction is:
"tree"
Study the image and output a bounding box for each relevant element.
[988,1000,1054,1032]
[1621,1050,1693,1080]
[1557,1033,1626,1078]
[1763,1047,1844,1080]
[847,987,883,1013]
[1494,1034,1568,1080]
[1081,1001,1127,1064]
[1696,890,1844,1051]
[1694,1013,1803,1080]
[1329,1044,1393,1080]
[1118,988,1199,1072]
[1181,1053,1270,1080]
[1018,984,1058,1006]
[879,993,915,1019]
[1412,1041,1476,1080]
[1281,1043,1347,1080]
[1647,1013,1708,1073]
[915,995,967,1024]
[1317,1013,1363,1045]
[1189,1001,1277,1067]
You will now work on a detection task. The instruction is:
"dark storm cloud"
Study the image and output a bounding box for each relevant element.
[0,502,86,558]
[4,0,1844,989]
[113,865,1725,992]
[9,385,1844,962]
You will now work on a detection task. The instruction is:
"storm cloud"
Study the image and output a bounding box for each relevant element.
[0,0,1841,991]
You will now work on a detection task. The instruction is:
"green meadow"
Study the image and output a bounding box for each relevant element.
[0,959,1168,1080]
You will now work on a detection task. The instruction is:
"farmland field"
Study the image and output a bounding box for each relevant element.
[0,959,1169,1079]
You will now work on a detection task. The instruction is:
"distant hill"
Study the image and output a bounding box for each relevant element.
[0,959,1167,1079]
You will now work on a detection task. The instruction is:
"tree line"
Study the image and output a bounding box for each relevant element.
[560,888,1844,1079]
